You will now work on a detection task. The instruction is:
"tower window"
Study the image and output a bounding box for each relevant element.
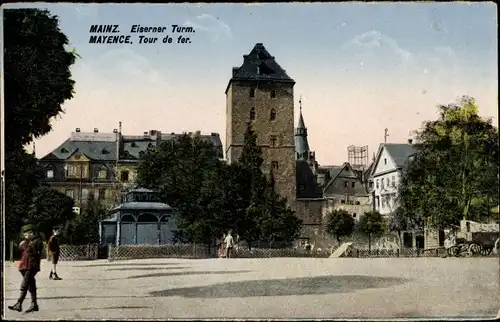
[270,108,276,121]
[250,107,255,120]
[271,90,276,98]
[351,182,355,188]
[250,88,255,98]
[270,135,277,147]
[344,181,348,187]
[271,161,279,170]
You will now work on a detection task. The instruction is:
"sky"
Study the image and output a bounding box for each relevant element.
[2,2,498,165]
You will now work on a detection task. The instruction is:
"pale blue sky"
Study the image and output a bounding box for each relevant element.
[3,2,498,164]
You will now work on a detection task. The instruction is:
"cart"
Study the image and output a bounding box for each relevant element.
[448,220,499,257]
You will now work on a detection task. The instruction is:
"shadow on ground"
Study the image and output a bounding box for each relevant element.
[128,270,252,279]
[149,275,408,298]
[76,262,184,268]
[106,266,190,271]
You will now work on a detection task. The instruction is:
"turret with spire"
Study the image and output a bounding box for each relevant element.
[295,96,310,160]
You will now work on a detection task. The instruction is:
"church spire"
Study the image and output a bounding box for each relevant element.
[295,95,310,160]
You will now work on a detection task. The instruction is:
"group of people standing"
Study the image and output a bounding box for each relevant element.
[8,225,62,314]
[218,230,238,258]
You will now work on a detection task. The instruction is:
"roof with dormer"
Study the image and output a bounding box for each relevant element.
[226,43,295,93]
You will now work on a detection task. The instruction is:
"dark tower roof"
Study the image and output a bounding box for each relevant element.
[295,97,310,159]
[226,43,295,94]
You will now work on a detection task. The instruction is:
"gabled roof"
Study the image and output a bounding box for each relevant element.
[371,143,417,176]
[41,138,118,161]
[226,43,295,93]
[322,162,360,192]
[296,160,323,198]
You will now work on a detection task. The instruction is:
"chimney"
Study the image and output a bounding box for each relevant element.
[76,128,81,132]
[143,131,149,137]
[195,131,201,136]
[232,67,239,76]
[408,139,413,144]
[211,132,219,136]
[94,128,99,133]
[113,129,118,133]
[170,132,175,135]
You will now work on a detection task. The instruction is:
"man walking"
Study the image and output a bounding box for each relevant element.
[47,227,62,280]
[224,230,235,259]
[8,224,43,313]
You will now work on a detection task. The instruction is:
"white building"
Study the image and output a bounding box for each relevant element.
[369,142,416,216]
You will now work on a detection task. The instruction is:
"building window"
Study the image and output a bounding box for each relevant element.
[384,158,387,165]
[250,88,255,98]
[381,196,386,207]
[271,161,279,170]
[341,200,346,204]
[391,175,396,187]
[250,107,255,120]
[270,108,276,121]
[356,201,361,205]
[65,189,74,199]
[270,135,277,147]
[376,196,380,208]
[381,179,385,189]
[98,167,107,179]
[351,182,355,188]
[98,189,106,200]
[369,182,374,189]
[121,170,129,182]
[386,178,389,187]
[46,169,54,179]
[271,90,276,98]
[82,188,89,201]
[353,213,357,218]
[344,181,348,187]
[376,180,379,189]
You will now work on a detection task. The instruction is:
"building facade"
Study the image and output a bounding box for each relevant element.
[38,128,223,209]
[225,43,297,208]
[370,143,416,216]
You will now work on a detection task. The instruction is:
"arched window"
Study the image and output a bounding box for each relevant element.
[250,107,256,120]
[270,108,276,121]
[121,214,136,222]
[138,213,158,222]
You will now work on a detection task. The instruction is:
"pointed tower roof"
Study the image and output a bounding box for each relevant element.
[226,43,295,94]
[295,96,310,158]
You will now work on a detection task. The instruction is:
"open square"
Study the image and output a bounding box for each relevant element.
[4,257,499,320]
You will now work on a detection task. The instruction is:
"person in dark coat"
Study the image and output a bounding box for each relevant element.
[47,228,62,280]
[8,224,44,313]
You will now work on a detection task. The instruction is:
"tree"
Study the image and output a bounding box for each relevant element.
[62,198,107,245]
[136,134,226,246]
[4,9,78,238]
[259,171,302,247]
[399,96,499,229]
[27,186,76,240]
[359,211,386,251]
[326,209,355,245]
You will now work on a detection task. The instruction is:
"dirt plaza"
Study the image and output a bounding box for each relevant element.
[4,257,499,320]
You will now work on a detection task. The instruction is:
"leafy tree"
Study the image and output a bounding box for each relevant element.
[359,211,386,251]
[259,171,302,247]
[136,134,225,246]
[399,96,499,229]
[4,9,77,238]
[239,122,264,170]
[27,186,76,240]
[326,209,355,244]
[62,199,107,245]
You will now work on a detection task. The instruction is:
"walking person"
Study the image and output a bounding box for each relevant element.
[8,224,44,313]
[219,233,226,258]
[47,228,62,280]
[224,230,235,259]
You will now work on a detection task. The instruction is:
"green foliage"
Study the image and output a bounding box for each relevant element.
[62,199,107,245]
[4,8,77,147]
[359,211,386,251]
[3,9,77,238]
[239,122,264,170]
[399,96,499,229]
[136,128,302,248]
[326,209,355,244]
[27,186,76,240]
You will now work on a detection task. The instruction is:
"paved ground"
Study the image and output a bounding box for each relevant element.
[3,257,499,320]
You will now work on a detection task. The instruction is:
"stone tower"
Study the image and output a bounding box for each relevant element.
[225,43,296,208]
